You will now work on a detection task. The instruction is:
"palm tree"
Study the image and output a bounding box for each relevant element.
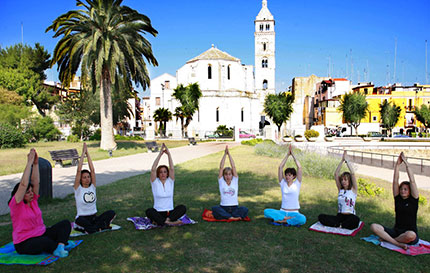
[46,0,158,150]
[153,107,172,137]
[173,106,185,137]
[263,92,294,139]
[338,92,369,136]
[379,100,401,137]
[172,83,202,137]
[414,105,430,131]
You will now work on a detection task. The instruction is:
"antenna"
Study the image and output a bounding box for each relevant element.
[366,60,369,82]
[21,22,23,44]
[393,38,397,83]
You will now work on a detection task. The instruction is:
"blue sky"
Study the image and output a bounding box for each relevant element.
[0,0,429,95]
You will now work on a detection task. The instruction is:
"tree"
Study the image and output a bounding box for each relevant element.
[0,43,58,116]
[0,87,31,127]
[414,104,430,130]
[46,0,158,150]
[263,92,294,139]
[338,92,369,136]
[172,83,202,137]
[56,89,99,140]
[379,100,401,137]
[153,108,172,137]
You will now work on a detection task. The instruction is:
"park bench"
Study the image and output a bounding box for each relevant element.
[188,137,197,145]
[145,141,160,152]
[49,149,80,167]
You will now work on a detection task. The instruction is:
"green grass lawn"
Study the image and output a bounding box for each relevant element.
[0,140,189,176]
[0,145,429,272]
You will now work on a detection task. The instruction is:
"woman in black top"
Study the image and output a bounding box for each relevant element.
[370,152,419,249]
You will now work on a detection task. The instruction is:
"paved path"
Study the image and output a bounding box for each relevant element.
[0,142,239,215]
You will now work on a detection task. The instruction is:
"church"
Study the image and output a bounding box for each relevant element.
[145,0,276,138]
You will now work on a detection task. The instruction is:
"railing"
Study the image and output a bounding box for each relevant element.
[327,144,430,174]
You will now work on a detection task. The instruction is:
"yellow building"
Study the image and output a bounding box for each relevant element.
[352,83,430,133]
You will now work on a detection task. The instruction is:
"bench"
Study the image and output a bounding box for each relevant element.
[145,141,160,152]
[188,137,197,145]
[49,149,79,167]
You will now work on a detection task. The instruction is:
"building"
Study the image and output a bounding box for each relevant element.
[147,0,276,138]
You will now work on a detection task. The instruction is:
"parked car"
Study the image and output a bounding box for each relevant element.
[393,134,411,138]
[239,130,256,138]
[367,132,387,137]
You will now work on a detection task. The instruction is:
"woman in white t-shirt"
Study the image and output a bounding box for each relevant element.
[318,151,360,229]
[146,143,186,226]
[264,144,306,226]
[74,143,116,233]
[211,145,248,220]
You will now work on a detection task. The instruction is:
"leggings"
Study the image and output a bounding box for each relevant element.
[146,205,186,226]
[75,210,116,234]
[14,220,71,255]
[212,205,248,220]
[318,213,360,230]
[264,209,306,226]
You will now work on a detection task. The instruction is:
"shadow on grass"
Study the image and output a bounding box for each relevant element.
[0,166,429,273]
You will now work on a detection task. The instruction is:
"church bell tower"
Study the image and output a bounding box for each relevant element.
[255,0,276,106]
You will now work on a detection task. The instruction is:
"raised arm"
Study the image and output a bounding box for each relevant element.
[74,144,86,190]
[14,149,36,204]
[150,144,165,182]
[344,152,357,193]
[219,146,228,179]
[289,145,302,182]
[278,146,290,182]
[31,150,40,195]
[392,153,402,197]
[334,152,345,191]
[164,145,175,180]
[401,152,419,199]
[85,143,96,187]
[226,146,238,177]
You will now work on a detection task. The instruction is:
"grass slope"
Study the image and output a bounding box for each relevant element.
[0,145,429,272]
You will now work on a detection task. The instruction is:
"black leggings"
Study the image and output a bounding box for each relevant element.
[75,210,116,234]
[318,213,360,230]
[14,220,71,255]
[146,205,186,226]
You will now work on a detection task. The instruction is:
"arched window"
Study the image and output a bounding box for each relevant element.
[241,108,244,122]
[216,107,219,122]
[262,58,268,68]
[263,80,268,90]
[208,64,212,79]
[227,65,231,80]
[266,24,270,31]
[260,24,263,31]
[263,43,267,51]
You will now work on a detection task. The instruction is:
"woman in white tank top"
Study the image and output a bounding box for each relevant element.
[318,151,360,229]
[264,144,306,226]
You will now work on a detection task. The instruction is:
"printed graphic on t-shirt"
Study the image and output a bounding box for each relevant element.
[83,191,96,203]
[222,187,236,196]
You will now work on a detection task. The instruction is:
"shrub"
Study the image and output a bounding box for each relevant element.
[241,138,264,146]
[89,129,101,141]
[419,196,427,206]
[28,116,61,141]
[304,129,319,139]
[254,142,343,179]
[357,178,384,197]
[411,132,417,137]
[214,125,233,137]
[67,134,80,143]
[0,123,26,148]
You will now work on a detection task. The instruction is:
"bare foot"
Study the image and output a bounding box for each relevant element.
[229,217,241,221]
[397,243,408,250]
[165,219,183,226]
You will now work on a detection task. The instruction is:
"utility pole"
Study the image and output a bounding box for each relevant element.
[393,38,397,83]
[426,40,428,84]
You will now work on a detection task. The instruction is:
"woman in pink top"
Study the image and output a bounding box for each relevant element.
[8,148,71,257]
